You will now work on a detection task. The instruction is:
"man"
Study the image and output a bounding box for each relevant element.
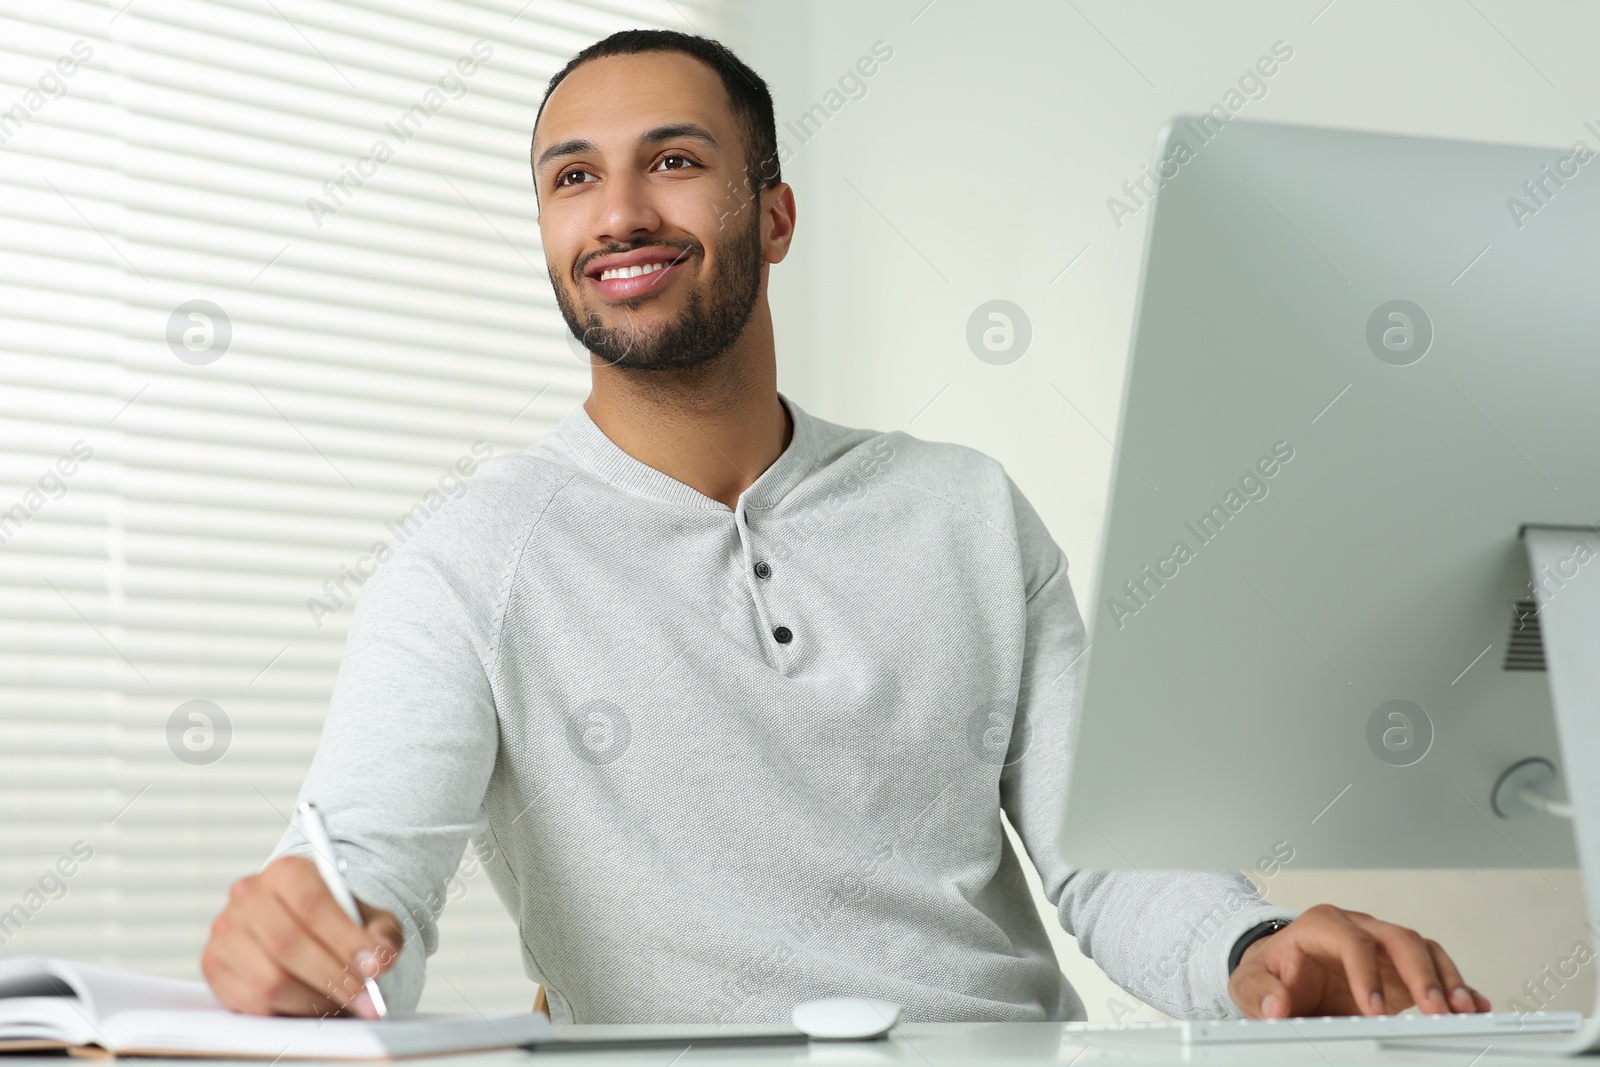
[200,29,1493,1025]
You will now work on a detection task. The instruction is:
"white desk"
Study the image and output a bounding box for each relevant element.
[0,1024,1575,1066]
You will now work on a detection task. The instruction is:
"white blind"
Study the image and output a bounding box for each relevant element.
[0,0,723,1012]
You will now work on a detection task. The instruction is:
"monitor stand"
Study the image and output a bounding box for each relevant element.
[1391,525,1600,1057]
[1522,525,1600,1055]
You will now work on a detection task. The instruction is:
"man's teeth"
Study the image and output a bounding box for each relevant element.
[599,261,670,281]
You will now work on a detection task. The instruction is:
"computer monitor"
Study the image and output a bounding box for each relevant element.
[1058,117,1598,882]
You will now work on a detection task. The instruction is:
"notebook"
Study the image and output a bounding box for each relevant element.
[0,956,556,1060]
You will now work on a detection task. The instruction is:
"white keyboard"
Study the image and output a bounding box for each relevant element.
[1077,1011,1584,1044]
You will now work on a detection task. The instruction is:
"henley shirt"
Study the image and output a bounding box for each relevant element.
[270,390,1293,1024]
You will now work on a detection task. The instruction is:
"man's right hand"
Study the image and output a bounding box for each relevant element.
[200,855,404,1019]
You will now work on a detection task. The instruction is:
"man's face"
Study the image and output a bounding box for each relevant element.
[532,51,768,371]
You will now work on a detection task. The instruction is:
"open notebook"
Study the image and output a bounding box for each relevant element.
[0,956,556,1060]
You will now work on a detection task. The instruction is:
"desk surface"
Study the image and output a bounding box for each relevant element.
[1,1023,1580,1066]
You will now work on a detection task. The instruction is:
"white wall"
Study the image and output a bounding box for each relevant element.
[724,0,1600,1021]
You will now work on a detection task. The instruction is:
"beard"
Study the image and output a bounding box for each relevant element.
[551,205,764,372]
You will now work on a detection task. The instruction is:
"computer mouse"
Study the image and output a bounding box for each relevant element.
[790,997,904,1040]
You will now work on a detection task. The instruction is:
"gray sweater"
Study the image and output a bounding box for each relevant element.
[270,391,1292,1023]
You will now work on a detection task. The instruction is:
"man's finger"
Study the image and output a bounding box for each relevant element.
[205,950,277,1016]
[235,882,368,1011]
[359,906,405,971]
[1420,938,1486,1013]
[268,858,390,980]
[1231,961,1293,1020]
[1307,916,1385,1014]
[215,920,345,1017]
[1350,915,1447,1015]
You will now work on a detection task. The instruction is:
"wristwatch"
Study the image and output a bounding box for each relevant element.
[1228,918,1293,974]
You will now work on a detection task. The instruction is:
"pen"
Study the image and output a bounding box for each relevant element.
[296,801,390,1021]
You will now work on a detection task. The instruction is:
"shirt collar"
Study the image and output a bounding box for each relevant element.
[545,390,822,513]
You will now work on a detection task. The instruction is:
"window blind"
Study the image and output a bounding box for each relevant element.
[0,0,724,1012]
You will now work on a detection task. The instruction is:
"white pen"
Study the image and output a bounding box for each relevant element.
[296,801,390,1020]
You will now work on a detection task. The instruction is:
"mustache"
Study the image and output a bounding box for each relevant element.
[575,240,697,279]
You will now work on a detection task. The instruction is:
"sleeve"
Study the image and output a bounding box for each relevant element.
[996,474,1297,1020]
[264,513,503,1014]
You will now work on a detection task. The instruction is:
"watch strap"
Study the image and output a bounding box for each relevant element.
[1228,918,1292,974]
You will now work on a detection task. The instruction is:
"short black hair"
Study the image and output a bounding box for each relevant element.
[532,29,782,196]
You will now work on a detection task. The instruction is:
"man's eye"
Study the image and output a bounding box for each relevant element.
[655,154,696,172]
[556,168,595,187]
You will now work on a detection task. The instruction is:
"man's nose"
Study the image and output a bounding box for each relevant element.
[592,169,661,245]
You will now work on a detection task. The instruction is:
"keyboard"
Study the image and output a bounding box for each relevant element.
[1075,1011,1584,1044]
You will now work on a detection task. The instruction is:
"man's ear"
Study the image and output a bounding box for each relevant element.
[762,182,797,265]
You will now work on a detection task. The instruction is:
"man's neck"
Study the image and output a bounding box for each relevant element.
[582,340,792,513]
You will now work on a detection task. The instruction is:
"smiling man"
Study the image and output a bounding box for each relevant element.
[200,29,1493,1026]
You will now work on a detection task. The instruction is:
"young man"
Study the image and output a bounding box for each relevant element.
[200,30,1493,1026]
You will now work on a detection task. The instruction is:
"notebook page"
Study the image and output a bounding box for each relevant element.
[101,1009,556,1059]
[0,956,218,1020]
[0,996,102,1046]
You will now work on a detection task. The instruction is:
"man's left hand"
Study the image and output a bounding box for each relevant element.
[1228,904,1494,1018]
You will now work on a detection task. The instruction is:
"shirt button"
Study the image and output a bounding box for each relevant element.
[754,560,771,580]
[772,625,792,644]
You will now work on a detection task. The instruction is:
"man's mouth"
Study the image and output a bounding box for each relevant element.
[598,260,670,281]
[584,246,692,301]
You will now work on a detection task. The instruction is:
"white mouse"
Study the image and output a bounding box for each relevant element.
[790,997,904,1040]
